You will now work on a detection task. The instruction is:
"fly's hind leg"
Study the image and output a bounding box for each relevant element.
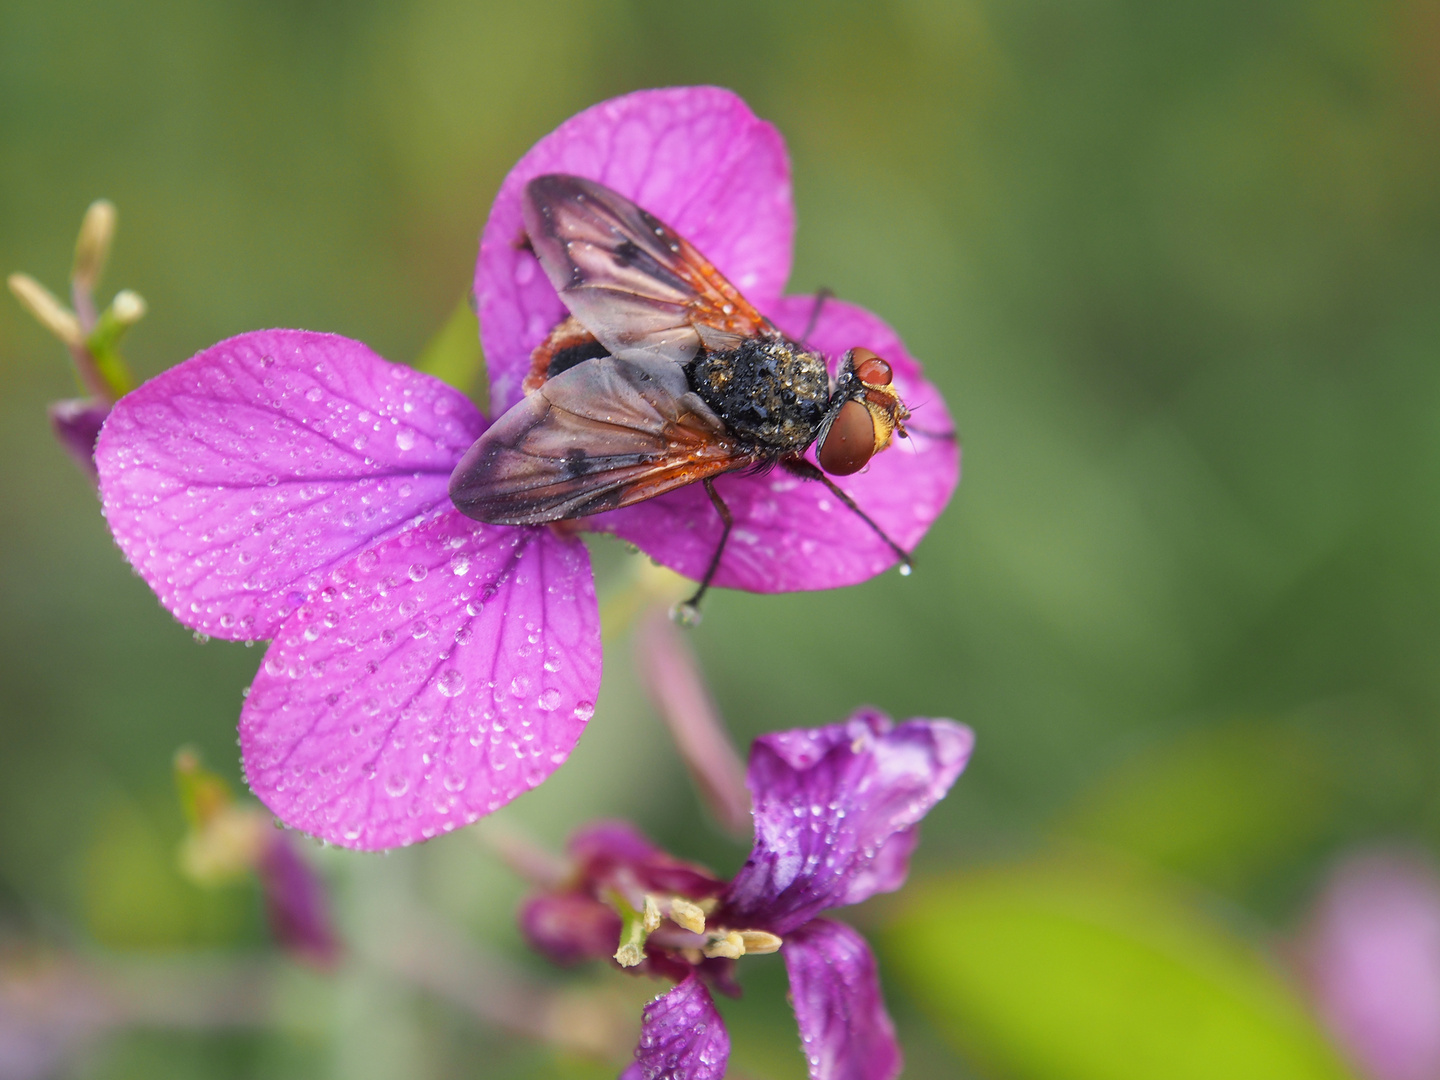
[782,458,913,572]
[672,477,733,627]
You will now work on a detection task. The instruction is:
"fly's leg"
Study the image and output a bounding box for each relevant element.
[671,478,733,627]
[782,458,913,572]
[800,288,834,347]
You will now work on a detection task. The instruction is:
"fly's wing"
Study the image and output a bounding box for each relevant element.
[522,174,778,365]
[450,356,754,525]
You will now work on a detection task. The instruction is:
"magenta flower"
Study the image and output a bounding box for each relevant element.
[517,710,973,1080]
[1302,850,1440,1080]
[92,86,955,851]
[98,331,602,849]
[476,86,959,593]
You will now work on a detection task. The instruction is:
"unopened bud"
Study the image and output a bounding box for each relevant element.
[179,804,267,884]
[669,898,707,935]
[72,200,116,291]
[110,289,146,325]
[7,273,82,347]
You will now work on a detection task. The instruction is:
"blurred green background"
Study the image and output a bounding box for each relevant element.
[3,0,1439,1077]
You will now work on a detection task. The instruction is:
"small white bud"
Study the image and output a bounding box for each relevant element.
[73,199,116,290]
[110,289,146,325]
[7,273,82,346]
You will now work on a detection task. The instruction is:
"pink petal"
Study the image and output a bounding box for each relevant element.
[239,510,600,850]
[784,919,902,1080]
[1305,850,1440,1080]
[592,297,959,593]
[477,86,793,416]
[626,974,730,1080]
[724,710,973,934]
[96,330,483,640]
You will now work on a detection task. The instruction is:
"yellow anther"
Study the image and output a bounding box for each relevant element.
[669,898,707,935]
[737,930,783,955]
[703,931,746,960]
[642,894,662,933]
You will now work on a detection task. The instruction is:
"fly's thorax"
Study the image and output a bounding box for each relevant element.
[685,337,830,453]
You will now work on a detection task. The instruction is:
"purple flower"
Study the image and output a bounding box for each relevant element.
[98,330,603,850]
[91,86,955,851]
[517,710,974,1080]
[1301,850,1440,1080]
[477,86,959,592]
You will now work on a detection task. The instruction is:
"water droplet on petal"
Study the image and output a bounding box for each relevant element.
[437,670,465,697]
[384,774,410,798]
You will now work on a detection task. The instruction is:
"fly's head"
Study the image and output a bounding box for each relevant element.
[814,348,911,476]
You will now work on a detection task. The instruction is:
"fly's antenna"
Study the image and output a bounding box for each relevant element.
[800,288,834,347]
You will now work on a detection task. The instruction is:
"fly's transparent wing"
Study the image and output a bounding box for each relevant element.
[522,174,776,365]
[450,356,754,525]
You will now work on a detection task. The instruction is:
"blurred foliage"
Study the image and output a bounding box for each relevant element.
[413,296,485,405]
[886,861,1352,1080]
[3,0,1440,1076]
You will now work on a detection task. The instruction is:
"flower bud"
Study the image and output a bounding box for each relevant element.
[7,273,82,347]
[72,200,116,293]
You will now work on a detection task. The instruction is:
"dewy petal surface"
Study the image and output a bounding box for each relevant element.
[592,297,959,593]
[477,86,793,416]
[626,974,730,1080]
[724,711,973,933]
[97,331,482,640]
[784,919,902,1080]
[240,509,599,850]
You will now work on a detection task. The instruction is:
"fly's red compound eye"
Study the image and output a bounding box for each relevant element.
[850,348,893,387]
[817,399,877,475]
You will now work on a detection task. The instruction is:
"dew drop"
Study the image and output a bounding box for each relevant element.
[898,563,913,577]
[573,700,595,722]
[383,774,410,798]
[407,563,428,582]
[395,428,417,451]
[537,687,561,711]
[437,670,465,697]
[304,386,323,403]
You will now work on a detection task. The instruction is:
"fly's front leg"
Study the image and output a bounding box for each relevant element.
[782,457,913,571]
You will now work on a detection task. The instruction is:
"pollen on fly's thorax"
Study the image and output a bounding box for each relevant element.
[684,337,830,454]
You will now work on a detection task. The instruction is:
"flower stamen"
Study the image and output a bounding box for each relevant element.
[669,897,707,934]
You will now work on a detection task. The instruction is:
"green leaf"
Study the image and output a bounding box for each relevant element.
[1060,718,1334,894]
[883,860,1353,1080]
[415,295,486,408]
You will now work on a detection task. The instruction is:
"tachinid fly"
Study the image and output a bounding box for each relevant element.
[449,174,916,615]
